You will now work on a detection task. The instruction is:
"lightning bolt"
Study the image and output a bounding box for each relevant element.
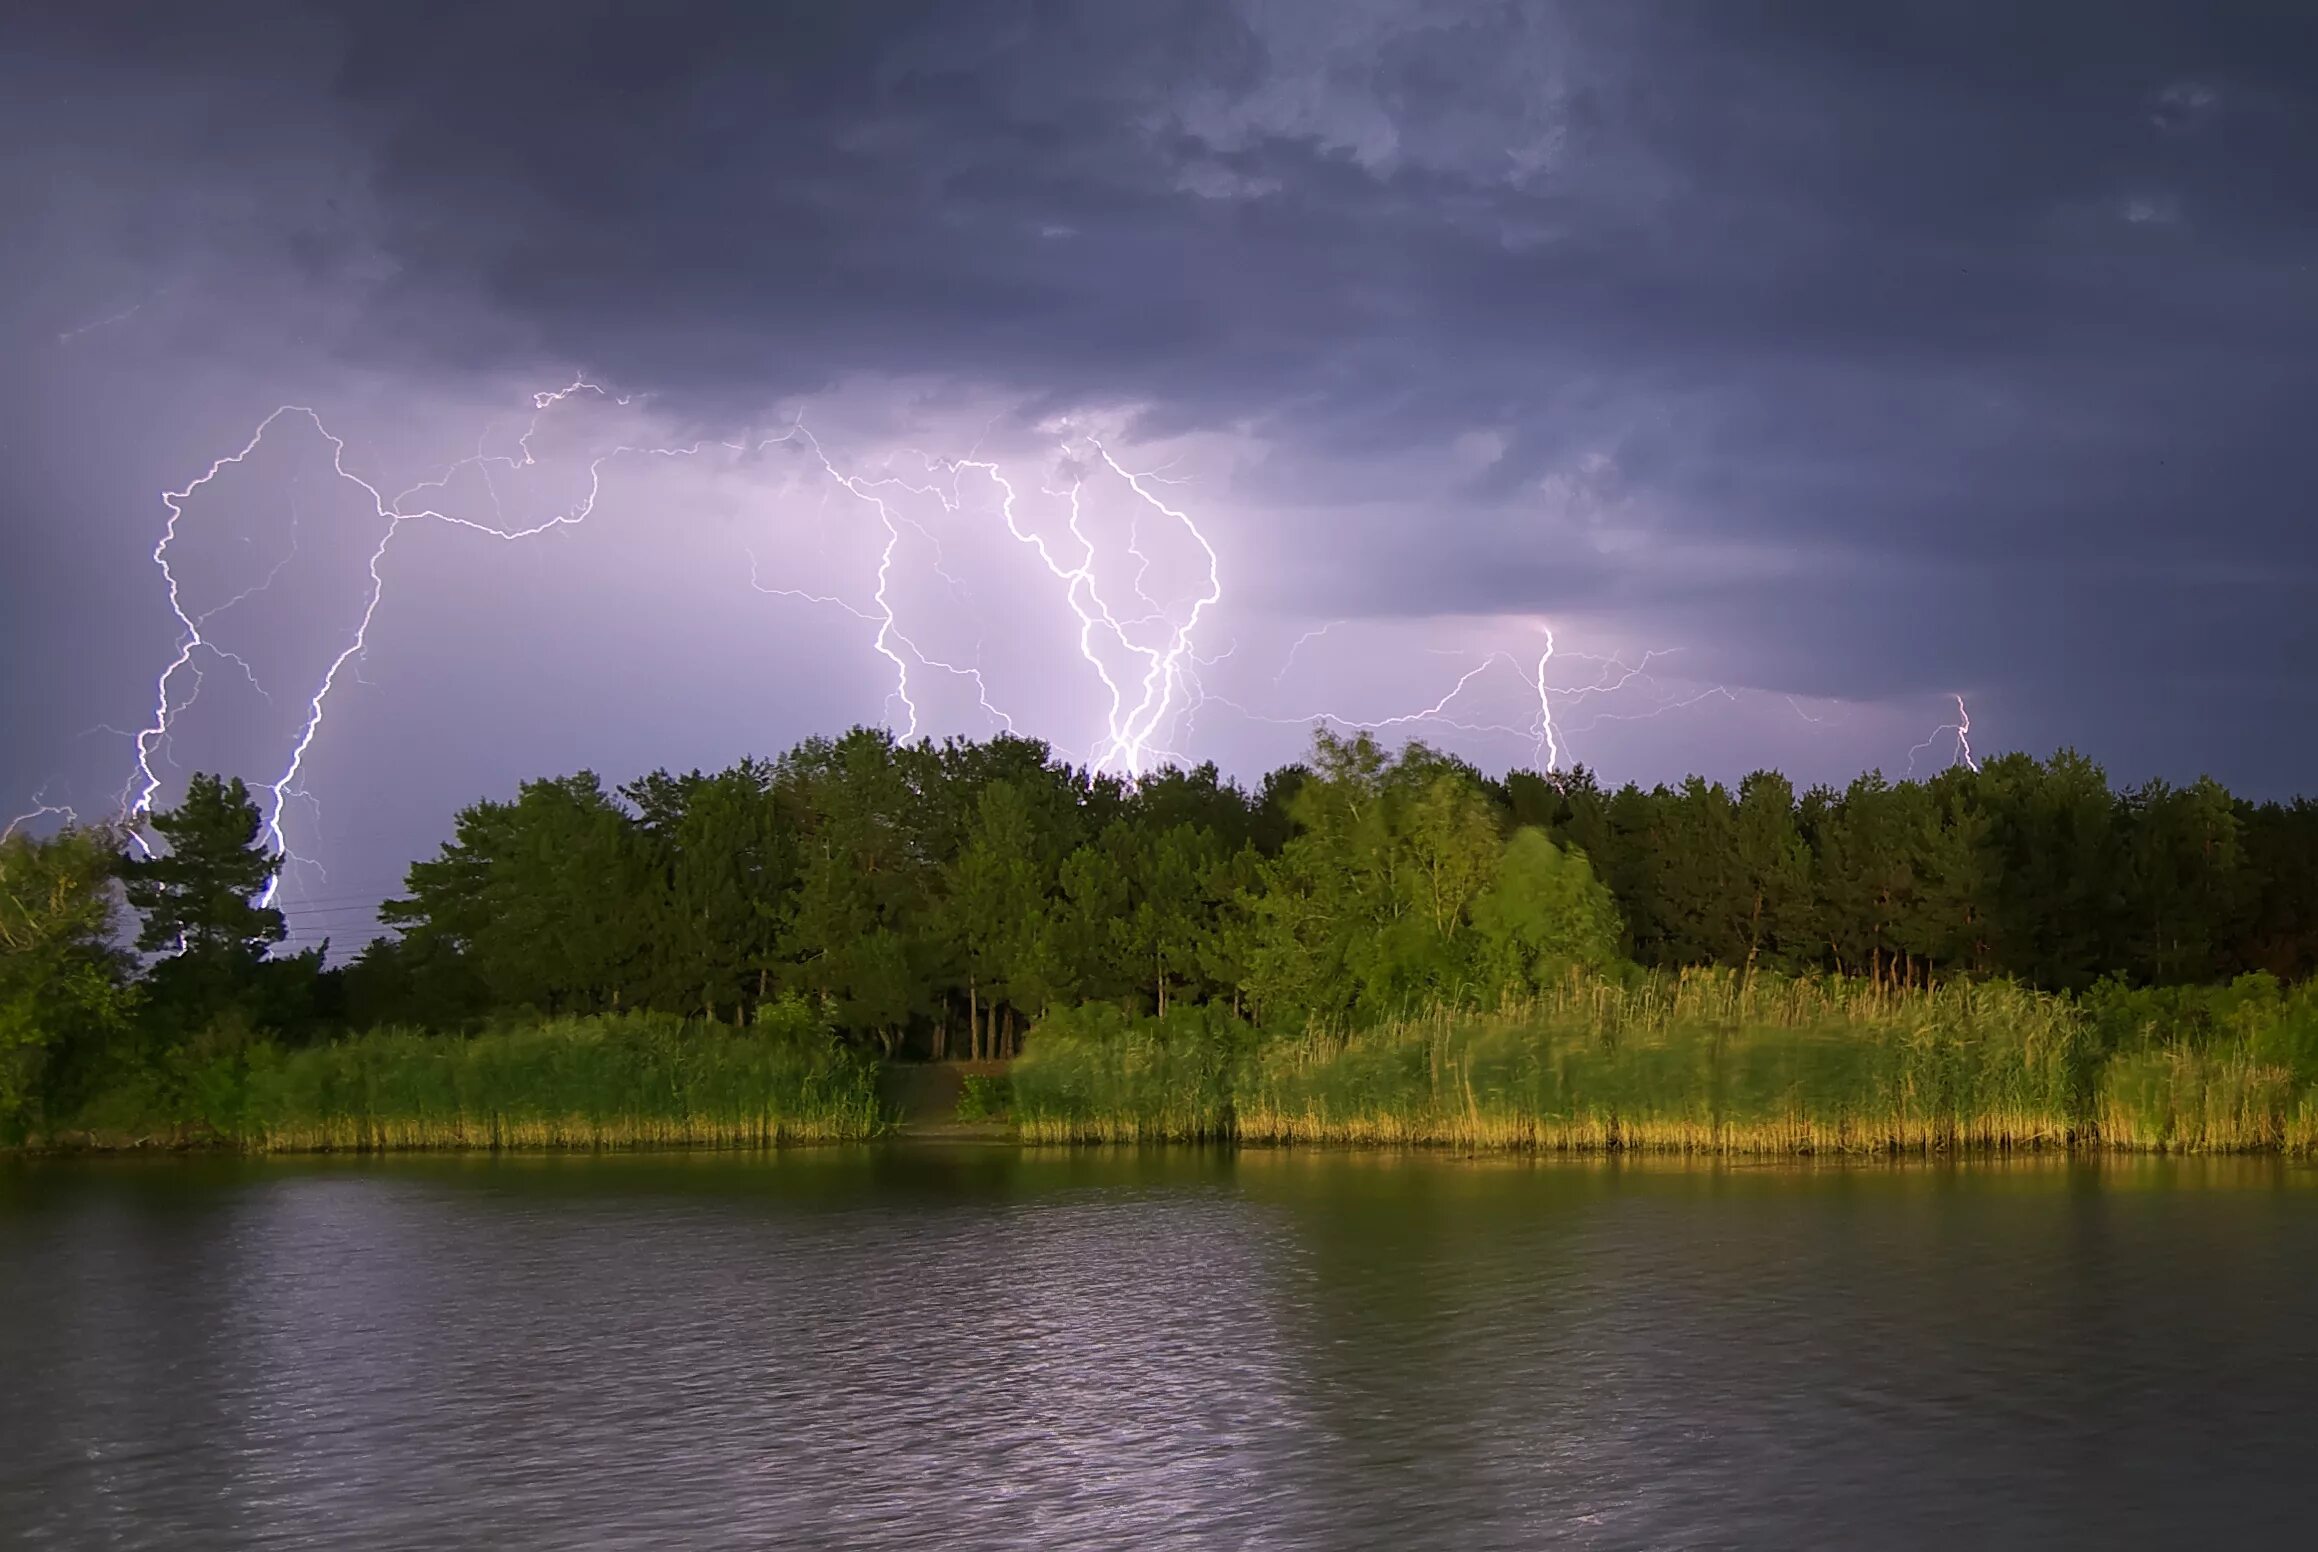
[1906,692,1980,775]
[874,436,1224,778]
[1212,622,1722,775]
[1086,441,1223,777]
[98,371,1789,926]
[114,378,1244,925]
[1273,620,1345,686]
[2,786,80,843]
[125,380,758,899]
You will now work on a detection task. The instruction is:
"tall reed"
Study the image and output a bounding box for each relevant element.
[1240,973,2083,1153]
[1011,1003,1247,1143]
[56,1007,885,1151]
[1015,971,2318,1154]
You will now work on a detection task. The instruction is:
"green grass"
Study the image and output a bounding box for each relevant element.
[954,1073,1014,1122]
[47,1006,886,1152]
[1011,1002,1249,1143]
[1013,971,2318,1154]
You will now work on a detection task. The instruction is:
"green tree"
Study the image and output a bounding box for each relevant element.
[120,774,285,961]
[626,760,795,1022]
[385,772,652,1015]
[1246,732,1512,1024]
[775,729,940,1050]
[945,778,1052,1056]
[1471,827,1624,998]
[0,826,134,1133]
[119,775,289,1034]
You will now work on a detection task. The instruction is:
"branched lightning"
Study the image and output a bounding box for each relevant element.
[3,786,80,843]
[125,380,756,897]
[870,436,1225,777]
[1210,625,1725,775]
[1906,693,1980,775]
[109,380,1249,919]
[1272,619,1347,687]
[1085,441,1224,777]
[90,373,1764,936]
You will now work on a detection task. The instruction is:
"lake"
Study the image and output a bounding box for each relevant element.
[2,1148,2312,1549]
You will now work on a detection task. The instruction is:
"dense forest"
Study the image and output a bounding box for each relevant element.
[4,726,2315,1145]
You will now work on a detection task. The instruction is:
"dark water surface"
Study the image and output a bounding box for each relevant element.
[2,1149,2313,1550]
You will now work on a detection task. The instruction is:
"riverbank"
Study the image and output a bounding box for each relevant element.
[15,974,2318,1156]
[23,1012,885,1153]
[1012,974,2318,1155]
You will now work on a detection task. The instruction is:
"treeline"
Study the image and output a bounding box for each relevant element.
[4,726,2317,1142]
[1504,757,2317,989]
[348,728,1625,1050]
[344,728,2315,1043]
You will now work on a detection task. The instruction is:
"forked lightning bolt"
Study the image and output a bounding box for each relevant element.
[114,381,1237,910]
[92,375,1768,923]
[1907,693,1980,775]
[1232,626,1726,773]
[127,382,751,903]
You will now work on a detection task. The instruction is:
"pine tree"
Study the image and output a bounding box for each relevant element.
[120,774,285,963]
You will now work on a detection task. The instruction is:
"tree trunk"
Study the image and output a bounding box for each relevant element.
[968,978,980,1063]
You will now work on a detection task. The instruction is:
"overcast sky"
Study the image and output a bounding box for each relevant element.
[5,2,2315,942]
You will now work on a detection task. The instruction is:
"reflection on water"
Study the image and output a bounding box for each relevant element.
[2,1150,2312,1549]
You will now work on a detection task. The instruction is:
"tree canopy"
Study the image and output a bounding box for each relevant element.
[5,725,2316,1133]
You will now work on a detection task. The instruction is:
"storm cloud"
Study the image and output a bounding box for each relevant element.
[6,1,2317,935]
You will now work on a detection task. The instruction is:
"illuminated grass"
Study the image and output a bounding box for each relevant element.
[1011,1003,1245,1144]
[1016,971,2318,1154]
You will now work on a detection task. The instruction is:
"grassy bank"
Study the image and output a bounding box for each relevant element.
[39,1008,886,1152]
[1015,972,2318,1154]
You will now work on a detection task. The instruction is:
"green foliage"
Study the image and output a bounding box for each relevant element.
[0,826,135,1137]
[339,728,2318,1062]
[1471,827,1624,997]
[17,724,2318,1156]
[1240,973,2087,1151]
[46,1003,882,1150]
[383,771,653,1016]
[119,775,283,960]
[1012,1003,1252,1142]
[954,1073,1013,1122]
[1015,970,2318,1154]
[117,775,291,1038]
[1244,731,1509,1026]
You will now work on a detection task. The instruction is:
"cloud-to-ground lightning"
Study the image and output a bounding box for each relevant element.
[1085,440,1223,776]
[863,434,1227,777]
[1209,624,1728,775]
[80,373,1762,940]
[110,381,1240,913]
[1906,693,1980,775]
[124,380,750,898]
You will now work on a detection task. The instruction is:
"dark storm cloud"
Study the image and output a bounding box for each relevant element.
[9,0,2318,790]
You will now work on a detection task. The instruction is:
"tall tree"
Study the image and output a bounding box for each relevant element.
[120,774,285,962]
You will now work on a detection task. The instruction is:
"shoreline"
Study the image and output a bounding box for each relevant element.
[12,1128,2313,1159]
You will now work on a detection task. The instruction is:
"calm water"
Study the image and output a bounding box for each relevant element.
[2,1149,2313,1550]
